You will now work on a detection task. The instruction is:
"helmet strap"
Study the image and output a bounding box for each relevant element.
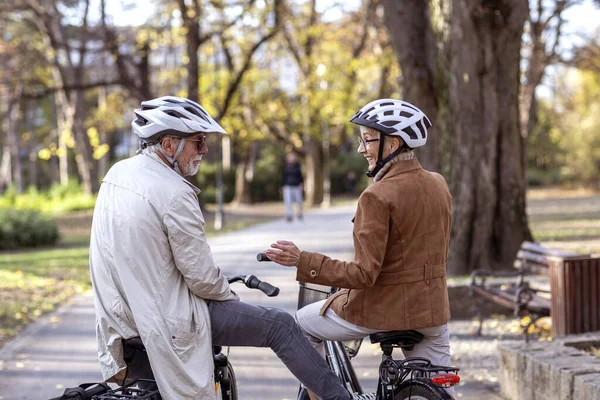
[365,135,407,178]
[156,137,187,175]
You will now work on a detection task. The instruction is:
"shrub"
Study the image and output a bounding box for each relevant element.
[0,209,60,250]
[0,181,96,214]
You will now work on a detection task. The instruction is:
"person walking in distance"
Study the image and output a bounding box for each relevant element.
[281,152,304,222]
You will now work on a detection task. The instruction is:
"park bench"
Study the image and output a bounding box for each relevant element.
[470,241,582,339]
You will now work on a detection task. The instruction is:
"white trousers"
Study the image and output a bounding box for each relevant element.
[295,300,456,398]
[283,185,303,218]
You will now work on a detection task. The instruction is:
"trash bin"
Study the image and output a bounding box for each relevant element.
[550,255,600,337]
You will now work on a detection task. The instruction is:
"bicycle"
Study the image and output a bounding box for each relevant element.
[256,252,461,400]
[50,274,279,400]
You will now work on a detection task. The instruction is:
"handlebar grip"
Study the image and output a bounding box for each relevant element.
[246,275,280,297]
[256,253,272,262]
[257,281,280,297]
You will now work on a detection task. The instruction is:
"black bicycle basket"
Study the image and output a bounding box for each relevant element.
[297,282,335,309]
[93,379,161,400]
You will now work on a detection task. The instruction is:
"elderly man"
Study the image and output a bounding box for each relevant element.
[266,99,455,399]
[89,96,352,399]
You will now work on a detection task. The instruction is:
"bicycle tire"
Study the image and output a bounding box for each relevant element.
[394,380,447,400]
[220,362,238,400]
[296,385,311,400]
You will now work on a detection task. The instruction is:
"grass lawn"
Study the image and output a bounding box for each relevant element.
[528,187,600,253]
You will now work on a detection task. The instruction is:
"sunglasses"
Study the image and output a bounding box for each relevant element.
[186,136,207,151]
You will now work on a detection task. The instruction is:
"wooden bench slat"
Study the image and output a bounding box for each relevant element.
[514,260,550,275]
[521,241,583,258]
[517,250,551,266]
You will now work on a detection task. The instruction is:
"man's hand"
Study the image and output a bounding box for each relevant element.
[264,240,300,267]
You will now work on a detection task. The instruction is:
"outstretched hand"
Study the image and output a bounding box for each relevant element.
[264,240,300,267]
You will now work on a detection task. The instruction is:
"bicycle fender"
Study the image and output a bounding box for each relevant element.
[395,378,453,400]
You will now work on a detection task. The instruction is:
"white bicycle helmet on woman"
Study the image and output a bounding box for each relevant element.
[132,95,226,175]
[349,98,431,177]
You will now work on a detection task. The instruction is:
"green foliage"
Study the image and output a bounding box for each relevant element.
[250,143,286,202]
[528,69,600,186]
[0,181,96,214]
[0,209,59,250]
[330,148,369,195]
[194,163,237,204]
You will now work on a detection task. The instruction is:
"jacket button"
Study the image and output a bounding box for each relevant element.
[309,270,317,278]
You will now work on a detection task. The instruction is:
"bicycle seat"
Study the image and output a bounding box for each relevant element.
[369,330,424,350]
[124,337,145,351]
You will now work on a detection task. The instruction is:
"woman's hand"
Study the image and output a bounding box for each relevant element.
[264,240,300,267]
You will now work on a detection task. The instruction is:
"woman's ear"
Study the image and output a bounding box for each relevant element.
[390,137,401,152]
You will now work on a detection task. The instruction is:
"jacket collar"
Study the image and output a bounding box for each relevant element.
[143,153,202,195]
[376,158,423,182]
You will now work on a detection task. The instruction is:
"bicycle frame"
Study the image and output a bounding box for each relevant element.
[321,340,455,400]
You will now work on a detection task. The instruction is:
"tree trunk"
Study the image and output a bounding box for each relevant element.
[233,142,258,205]
[72,87,98,194]
[382,0,440,172]
[7,93,23,194]
[29,149,38,188]
[448,1,531,275]
[304,141,324,205]
[0,90,13,192]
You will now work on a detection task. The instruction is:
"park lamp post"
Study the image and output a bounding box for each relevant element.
[317,63,331,209]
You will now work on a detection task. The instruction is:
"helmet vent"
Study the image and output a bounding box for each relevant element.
[183,106,209,122]
[165,110,190,120]
[384,110,394,116]
[403,126,418,140]
[380,102,394,107]
[403,103,419,112]
[416,119,426,138]
[400,111,413,118]
[381,120,399,127]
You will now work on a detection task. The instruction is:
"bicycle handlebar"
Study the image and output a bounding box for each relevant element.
[227,274,280,297]
[256,252,272,262]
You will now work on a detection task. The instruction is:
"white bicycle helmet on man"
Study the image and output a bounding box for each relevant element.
[132,96,225,175]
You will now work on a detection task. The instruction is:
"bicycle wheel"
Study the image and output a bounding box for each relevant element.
[296,385,311,400]
[394,382,445,400]
[220,362,238,400]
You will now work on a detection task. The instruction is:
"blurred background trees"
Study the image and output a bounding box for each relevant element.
[1,0,600,273]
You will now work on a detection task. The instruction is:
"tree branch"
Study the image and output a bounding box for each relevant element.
[22,80,122,99]
[216,0,282,120]
[217,27,279,120]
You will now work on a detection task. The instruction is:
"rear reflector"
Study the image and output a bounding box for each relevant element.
[431,373,460,388]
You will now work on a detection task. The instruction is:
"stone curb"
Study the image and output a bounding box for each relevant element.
[499,332,600,400]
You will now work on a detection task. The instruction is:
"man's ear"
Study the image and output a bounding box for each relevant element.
[160,136,177,157]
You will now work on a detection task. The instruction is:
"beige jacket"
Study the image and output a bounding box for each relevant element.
[296,159,452,330]
[90,153,238,400]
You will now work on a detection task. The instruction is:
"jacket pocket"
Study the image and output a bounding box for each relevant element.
[165,317,200,363]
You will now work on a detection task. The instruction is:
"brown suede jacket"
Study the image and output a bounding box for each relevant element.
[296,159,452,330]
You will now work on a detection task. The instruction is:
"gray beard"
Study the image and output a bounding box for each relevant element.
[184,157,201,176]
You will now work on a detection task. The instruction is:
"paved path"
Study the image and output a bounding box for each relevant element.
[0,205,503,399]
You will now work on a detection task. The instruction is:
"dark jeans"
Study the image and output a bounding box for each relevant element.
[208,300,351,400]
